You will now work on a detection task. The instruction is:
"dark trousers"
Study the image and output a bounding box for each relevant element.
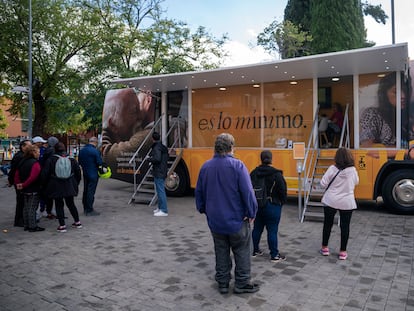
[55,197,80,227]
[39,197,54,214]
[322,205,353,251]
[252,202,282,258]
[211,221,252,288]
[23,193,40,229]
[14,189,24,226]
[82,177,98,213]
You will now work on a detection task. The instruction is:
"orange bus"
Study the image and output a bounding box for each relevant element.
[102,43,414,214]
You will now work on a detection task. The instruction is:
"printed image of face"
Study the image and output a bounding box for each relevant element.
[387,85,406,109]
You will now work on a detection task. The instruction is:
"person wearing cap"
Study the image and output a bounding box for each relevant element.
[78,136,103,216]
[250,150,287,263]
[32,136,47,164]
[195,133,259,294]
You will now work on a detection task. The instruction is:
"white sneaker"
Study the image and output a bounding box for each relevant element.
[153,208,160,213]
[36,210,42,221]
[154,211,168,217]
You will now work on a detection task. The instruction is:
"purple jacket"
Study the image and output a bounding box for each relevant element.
[195,154,258,235]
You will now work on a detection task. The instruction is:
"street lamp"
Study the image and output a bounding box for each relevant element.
[28,0,33,139]
[391,0,395,44]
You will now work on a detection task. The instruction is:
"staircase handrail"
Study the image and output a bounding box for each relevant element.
[128,115,163,166]
[338,104,350,148]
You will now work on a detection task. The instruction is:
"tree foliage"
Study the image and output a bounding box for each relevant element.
[0,0,227,137]
[259,0,388,58]
[257,20,312,59]
[0,103,8,139]
[310,0,366,54]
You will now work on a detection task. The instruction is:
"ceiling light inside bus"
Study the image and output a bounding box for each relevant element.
[290,81,298,85]
[219,87,227,91]
[253,84,260,88]
[332,77,340,82]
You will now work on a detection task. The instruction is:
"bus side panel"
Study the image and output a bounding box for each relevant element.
[182,147,398,202]
[182,148,307,194]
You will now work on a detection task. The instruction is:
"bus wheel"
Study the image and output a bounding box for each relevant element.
[165,162,189,197]
[382,170,414,214]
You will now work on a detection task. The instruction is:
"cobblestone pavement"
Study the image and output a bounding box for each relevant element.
[1,177,414,311]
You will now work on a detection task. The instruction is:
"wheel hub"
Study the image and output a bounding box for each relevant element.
[165,172,180,192]
[392,178,414,207]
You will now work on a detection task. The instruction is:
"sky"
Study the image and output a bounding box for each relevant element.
[161,0,414,67]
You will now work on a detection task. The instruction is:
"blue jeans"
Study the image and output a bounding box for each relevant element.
[154,177,168,213]
[82,177,99,213]
[211,221,252,287]
[252,202,282,258]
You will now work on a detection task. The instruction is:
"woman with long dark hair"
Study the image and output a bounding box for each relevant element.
[360,72,411,147]
[319,148,359,260]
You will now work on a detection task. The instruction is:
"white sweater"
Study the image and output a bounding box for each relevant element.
[320,165,359,210]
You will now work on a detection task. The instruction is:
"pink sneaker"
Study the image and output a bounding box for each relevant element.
[338,251,348,260]
[319,247,330,256]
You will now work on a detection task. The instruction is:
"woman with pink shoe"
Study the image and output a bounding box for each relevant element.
[319,148,359,260]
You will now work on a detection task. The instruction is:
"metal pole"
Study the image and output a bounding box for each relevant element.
[391,0,395,44]
[28,0,33,139]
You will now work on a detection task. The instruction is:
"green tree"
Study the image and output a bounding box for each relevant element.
[257,20,312,59]
[0,105,8,139]
[0,0,227,137]
[261,0,388,58]
[310,0,366,54]
[0,0,105,136]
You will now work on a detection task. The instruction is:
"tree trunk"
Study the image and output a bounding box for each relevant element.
[32,91,47,137]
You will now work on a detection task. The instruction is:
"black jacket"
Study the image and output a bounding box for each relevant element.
[8,150,24,186]
[149,141,168,178]
[40,152,82,199]
[250,164,287,205]
[17,157,42,193]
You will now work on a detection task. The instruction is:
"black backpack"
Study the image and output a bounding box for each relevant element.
[251,170,274,208]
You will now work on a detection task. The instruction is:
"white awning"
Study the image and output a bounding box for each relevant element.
[112,43,409,93]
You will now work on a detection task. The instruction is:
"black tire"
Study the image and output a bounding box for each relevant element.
[382,170,414,214]
[165,162,189,197]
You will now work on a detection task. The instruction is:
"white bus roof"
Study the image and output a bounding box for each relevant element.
[112,43,409,93]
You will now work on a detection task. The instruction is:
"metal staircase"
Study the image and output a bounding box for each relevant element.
[128,115,184,206]
[300,104,350,222]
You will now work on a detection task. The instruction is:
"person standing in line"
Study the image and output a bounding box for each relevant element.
[32,136,47,160]
[41,142,82,232]
[149,131,169,217]
[251,150,287,262]
[195,133,259,295]
[78,137,102,216]
[320,147,359,260]
[39,136,59,219]
[14,144,44,232]
[8,139,32,227]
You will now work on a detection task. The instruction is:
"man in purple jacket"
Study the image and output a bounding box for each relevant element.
[195,133,259,295]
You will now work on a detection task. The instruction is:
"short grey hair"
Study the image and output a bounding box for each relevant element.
[214,133,235,155]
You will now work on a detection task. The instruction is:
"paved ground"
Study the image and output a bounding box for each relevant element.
[0,176,414,311]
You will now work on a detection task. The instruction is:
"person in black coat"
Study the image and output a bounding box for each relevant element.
[8,139,32,227]
[250,150,287,262]
[41,142,82,232]
[39,136,59,219]
[148,131,169,216]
